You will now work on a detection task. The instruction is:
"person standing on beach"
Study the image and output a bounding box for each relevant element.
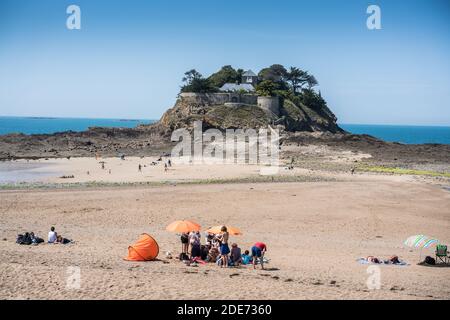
[138,164,142,172]
[180,232,189,254]
[168,159,172,167]
[218,226,230,268]
[251,242,267,270]
[164,163,168,172]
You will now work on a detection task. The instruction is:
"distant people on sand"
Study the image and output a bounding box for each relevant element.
[138,164,142,172]
[164,163,168,172]
[180,232,189,254]
[241,250,252,265]
[189,231,201,258]
[230,243,242,266]
[48,226,57,243]
[16,232,43,245]
[168,159,172,167]
[101,162,105,170]
[172,227,270,270]
[207,245,219,263]
[47,226,71,244]
[251,242,267,270]
[218,226,230,268]
[364,255,402,264]
[56,235,71,244]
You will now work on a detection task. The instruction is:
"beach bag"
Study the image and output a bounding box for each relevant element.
[424,256,435,265]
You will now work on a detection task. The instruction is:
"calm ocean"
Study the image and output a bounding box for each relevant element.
[0,116,154,135]
[339,124,450,145]
[0,117,449,145]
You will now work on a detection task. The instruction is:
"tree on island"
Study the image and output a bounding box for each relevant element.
[285,67,318,94]
[208,65,243,88]
[179,64,320,99]
[258,64,288,82]
[180,69,217,93]
[256,80,278,96]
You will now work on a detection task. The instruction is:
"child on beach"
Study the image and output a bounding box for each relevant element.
[241,250,252,265]
[48,226,57,244]
[218,226,230,268]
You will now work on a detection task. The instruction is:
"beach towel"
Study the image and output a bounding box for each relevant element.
[357,258,408,266]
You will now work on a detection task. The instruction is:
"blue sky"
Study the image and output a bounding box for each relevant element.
[0,0,449,125]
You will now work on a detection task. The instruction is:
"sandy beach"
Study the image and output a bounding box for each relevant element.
[1,164,449,299]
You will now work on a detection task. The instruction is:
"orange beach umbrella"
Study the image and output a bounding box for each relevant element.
[166,220,201,233]
[205,225,242,236]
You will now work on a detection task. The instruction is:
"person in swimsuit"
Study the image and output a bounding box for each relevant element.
[218,226,230,268]
[251,242,267,270]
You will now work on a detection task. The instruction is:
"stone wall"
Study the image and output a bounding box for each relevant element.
[179,92,257,105]
[257,96,280,116]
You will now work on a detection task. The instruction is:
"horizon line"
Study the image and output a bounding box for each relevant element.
[1,115,450,128]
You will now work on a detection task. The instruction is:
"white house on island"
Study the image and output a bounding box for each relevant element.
[219,69,258,93]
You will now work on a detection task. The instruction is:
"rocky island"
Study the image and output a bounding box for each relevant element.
[0,64,449,175]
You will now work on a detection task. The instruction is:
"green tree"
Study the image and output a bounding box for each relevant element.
[181,69,216,93]
[286,67,318,94]
[258,64,288,82]
[182,69,203,85]
[208,65,240,88]
[256,80,278,96]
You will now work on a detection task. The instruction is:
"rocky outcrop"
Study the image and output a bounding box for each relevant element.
[159,93,344,133]
[0,124,173,160]
[0,92,346,160]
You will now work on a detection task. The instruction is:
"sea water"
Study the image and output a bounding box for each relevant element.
[0,116,154,135]
[0,117,449,145]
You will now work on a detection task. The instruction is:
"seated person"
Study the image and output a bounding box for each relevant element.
[241,250,252,265]
[206,246,219,263]
[48,226,57,244]
[56,235,71,244]
[205,232,215,247]
[387,255,400,264]
[230,243,242,266]
[30,232,43,245]
[366,256,381,264]
[200,245,209,261]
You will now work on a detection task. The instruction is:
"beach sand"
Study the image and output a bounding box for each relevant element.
[1,175,449,299]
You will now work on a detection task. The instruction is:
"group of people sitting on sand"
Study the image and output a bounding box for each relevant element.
[16,226,71,245]
[177,226,267,270]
